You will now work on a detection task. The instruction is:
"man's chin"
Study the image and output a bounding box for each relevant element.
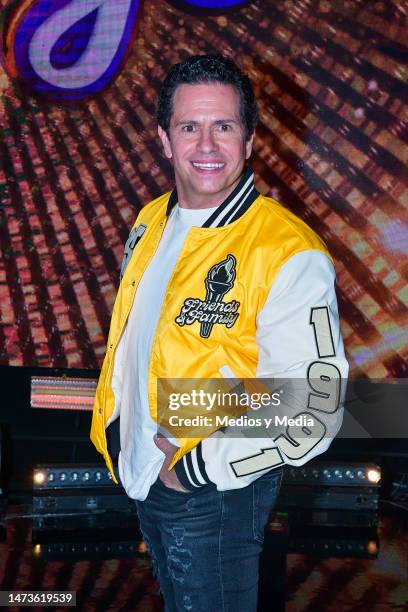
[189,174,235,196]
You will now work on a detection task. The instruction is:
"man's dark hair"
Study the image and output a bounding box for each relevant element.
[157,55,259,141]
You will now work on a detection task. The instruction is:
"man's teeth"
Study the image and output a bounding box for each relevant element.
[192,162,225,169]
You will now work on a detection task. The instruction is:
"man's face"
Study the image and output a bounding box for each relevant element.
[158,83,254,209]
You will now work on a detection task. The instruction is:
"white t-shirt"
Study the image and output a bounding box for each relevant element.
[112,204,219,500]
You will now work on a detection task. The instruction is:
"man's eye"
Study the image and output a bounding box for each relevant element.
[218,124,232,132]
[182,125,196,133]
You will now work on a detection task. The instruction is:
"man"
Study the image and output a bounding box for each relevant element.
[91,55,348,611]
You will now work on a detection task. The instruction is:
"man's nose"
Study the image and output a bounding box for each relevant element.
[196,128,218,153]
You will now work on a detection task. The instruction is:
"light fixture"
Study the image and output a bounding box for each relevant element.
[33,471,46,485]
[366,468,381,484]
[367,540,378,555]
[32,465,117,489]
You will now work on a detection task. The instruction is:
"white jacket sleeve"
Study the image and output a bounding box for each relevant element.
[174,250,349,491]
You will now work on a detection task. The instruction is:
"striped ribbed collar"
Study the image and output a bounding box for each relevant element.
[165,167,259,228]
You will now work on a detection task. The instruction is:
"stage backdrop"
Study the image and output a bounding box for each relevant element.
[0,0,407,377]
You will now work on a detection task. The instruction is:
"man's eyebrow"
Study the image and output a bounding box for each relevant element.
[174,120,199,126]
[213,119,239,124]
[174,119,239,126]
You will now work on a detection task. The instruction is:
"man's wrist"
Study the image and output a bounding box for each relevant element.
[173,443,213,491]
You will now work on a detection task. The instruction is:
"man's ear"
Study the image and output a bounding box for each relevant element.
[245,132,255,159]
[158,126,173,159]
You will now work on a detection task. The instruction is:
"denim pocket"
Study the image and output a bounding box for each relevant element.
[252,468,283,544]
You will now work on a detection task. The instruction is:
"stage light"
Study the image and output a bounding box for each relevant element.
[32,465,117,489]
[138,541,147,554]
[283,462,381,486]
[278,461,381,527]
[32,540,138,560]
[32,464,132,517]
[288,533,379,558]
[33,544,42,556]
[33,471,46,485]
[367,540,378,555]
[367,468,381,484]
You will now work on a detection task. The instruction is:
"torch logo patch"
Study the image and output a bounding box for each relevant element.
[175,254,240,338]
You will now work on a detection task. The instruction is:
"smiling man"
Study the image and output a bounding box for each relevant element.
[91,55,348,611]
[158,81,253,209]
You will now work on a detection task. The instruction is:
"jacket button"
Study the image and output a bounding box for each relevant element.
[132,281,135,287]
[109,344,113,349]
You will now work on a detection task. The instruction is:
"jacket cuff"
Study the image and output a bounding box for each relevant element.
[174,443,213,491]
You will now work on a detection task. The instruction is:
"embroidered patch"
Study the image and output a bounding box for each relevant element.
[175,254,240,338]
[120,223,147,279]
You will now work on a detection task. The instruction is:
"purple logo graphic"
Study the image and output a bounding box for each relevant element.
[1,0,252,102]
[169,0,250,11]
[3,0,142,101]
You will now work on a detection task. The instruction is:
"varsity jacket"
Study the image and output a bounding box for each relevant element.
[90,169,348,491]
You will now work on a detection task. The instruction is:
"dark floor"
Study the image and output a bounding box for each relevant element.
[0,502,407,612]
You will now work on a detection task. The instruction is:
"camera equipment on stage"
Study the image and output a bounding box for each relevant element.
[33,464,133,514]
[32,540,141,561]
[32,463,140,559]
[32,509,139,532]
[276,460,381,527]
[281,461,381,487]
[281,508,378,528]
[287,528,379,559]
[31,460,382,560]
[263,512,379,561]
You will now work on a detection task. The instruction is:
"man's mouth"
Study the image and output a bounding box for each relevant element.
[191,162,225,170]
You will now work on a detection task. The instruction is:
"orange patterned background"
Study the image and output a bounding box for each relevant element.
[0,0,407,378]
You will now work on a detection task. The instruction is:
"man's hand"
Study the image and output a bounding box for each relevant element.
[153,434,190,493]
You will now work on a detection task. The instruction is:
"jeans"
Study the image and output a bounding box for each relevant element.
[136,467,283,612]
